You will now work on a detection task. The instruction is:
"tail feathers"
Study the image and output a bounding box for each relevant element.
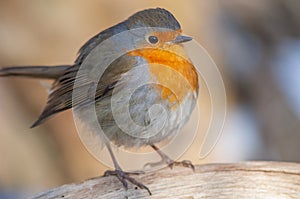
[0,65,70,79]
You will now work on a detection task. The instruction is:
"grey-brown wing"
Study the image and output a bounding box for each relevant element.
[31,55,137,127]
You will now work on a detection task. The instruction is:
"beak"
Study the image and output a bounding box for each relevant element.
[173,35,193,44]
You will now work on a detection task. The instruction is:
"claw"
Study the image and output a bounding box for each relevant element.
[171,160,195,171]
[104,170,144,176]
[149,144,195,171]
[104,169,152,195]
[144,159,195,171]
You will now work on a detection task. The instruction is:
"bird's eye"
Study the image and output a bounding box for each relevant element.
[148,36,159,44]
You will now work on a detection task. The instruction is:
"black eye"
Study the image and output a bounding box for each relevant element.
[148,36,158,44]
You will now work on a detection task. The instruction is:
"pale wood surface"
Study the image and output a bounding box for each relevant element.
[30,161,300,199]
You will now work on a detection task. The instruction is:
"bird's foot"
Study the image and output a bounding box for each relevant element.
[168,159,195,171]
[144,156,195,171]
[104,169,151,195]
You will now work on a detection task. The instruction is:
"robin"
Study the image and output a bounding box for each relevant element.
[0,8,198,195]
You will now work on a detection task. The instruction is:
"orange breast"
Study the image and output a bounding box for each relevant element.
[128,47,198,108]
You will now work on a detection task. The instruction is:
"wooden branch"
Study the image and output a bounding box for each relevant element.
[30,161,300,199]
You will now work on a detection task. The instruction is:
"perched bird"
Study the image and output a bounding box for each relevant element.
[0,8,198,195]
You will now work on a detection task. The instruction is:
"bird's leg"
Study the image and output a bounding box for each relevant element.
[144,144,195,171]
[103,141,151,195]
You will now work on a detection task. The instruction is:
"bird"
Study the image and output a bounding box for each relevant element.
[0,8,199,195]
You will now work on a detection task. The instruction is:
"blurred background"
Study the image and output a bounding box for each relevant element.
[0,0,299,198]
